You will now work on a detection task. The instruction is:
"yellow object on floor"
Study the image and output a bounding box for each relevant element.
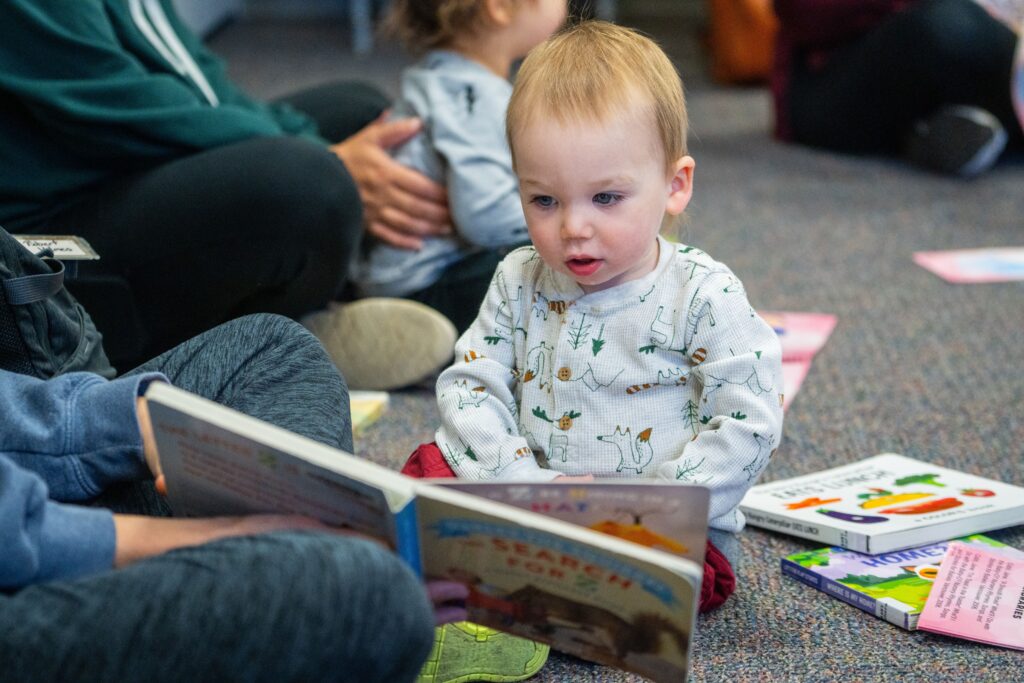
[349,390,389,437]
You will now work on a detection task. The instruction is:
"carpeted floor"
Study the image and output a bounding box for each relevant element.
[212,11,1024,682]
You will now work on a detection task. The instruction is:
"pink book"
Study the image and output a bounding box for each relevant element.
[917,541,1024,650]
[913,247,1024,283]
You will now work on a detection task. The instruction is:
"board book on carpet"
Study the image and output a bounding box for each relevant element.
[740,453,1024,554]
[781,534,1013,630]
[144,382,708,683]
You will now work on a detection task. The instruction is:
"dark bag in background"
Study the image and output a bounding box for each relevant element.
[0,227,115,379]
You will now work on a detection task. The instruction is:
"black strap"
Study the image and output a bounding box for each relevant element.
[3,258,65,305]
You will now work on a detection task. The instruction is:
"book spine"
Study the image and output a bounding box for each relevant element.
[393,502,423,578]
[781,559,899,625]
[876,601,915,630]
[780,558,825,592]
[745,509,868,550]
[782,560,917,630]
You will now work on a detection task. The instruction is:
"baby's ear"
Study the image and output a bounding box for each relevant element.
[666,156,695,216]
[484,0,516,27]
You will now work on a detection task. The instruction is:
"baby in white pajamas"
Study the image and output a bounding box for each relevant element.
[435,21,784,560]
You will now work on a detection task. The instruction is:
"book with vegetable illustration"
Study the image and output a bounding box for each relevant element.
[781,534,1014,629]
[740,453,1024,553]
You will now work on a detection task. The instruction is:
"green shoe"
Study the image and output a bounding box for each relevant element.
[417,622,549,683]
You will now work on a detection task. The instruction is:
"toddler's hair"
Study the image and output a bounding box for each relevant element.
[384,0,487,54]
[506,20,688,173]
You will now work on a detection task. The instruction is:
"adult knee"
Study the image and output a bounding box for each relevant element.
[914,0,1006,75]
[203,313,351,448]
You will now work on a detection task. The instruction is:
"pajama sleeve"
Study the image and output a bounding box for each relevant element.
[654,270,785,532]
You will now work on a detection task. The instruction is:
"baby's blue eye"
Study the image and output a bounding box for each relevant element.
[593,192,621,206]
[532,195,555,208]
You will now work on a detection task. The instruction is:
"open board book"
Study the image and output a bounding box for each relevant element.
[739,453,1024,554]
[782,534,1012,630]
[144,383,709,683]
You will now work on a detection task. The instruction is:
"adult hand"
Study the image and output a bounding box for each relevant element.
[113,514,328,568]
[331,115,451,250]
[426,579,470,625]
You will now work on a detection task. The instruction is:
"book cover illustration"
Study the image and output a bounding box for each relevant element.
[440,481,709,565]
[145,383,704,683]
[758,311,837,410]
[913,247,1024,283]
[741,453,1024,553]
[416,493,701,683]
[918,541,1024,650]
[783,534,1011,629]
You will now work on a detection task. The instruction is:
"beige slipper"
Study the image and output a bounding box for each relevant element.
[303,298,457,391]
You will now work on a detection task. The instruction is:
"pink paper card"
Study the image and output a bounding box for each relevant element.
[780,360,811,412]
[913,248,1024,283]
[918,541,1024,650]
[758,311,838,362]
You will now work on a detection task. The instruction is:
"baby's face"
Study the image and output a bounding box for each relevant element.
[514,108,693,294]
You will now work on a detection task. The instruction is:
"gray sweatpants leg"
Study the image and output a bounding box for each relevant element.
[129,312,354,452]
[0,533,434,683]
[0,314,434,682]
[99,313,354,516]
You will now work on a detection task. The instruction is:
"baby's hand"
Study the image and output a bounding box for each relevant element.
[555,474,595,482]
[426,580,470,625]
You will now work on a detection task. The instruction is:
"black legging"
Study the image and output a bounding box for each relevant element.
[788,0,1022,154]
[12,81,387,370]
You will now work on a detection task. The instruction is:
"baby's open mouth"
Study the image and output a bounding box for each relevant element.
[566,258,602,276]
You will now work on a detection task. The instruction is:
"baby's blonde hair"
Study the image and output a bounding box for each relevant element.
[506,20,688,174]
[384,0,488,54]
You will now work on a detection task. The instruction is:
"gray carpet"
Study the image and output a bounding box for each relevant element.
[212,14,1024,683]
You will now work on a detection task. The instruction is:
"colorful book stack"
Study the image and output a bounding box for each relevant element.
[741,453,1024,650]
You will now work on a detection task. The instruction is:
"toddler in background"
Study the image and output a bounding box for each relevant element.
[432,20,785,585]
[352,0,567,332]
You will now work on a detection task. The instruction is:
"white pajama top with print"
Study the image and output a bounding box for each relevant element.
[435,237,784,532]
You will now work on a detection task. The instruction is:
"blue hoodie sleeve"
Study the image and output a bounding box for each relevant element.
[0,369,165,589]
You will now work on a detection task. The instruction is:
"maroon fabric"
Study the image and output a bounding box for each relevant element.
[400,442,736,612]
[699,538,736,612]
[770,0,917,140]
[401,442,458,478]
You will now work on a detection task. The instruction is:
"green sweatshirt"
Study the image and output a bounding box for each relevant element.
[0,0,326,225]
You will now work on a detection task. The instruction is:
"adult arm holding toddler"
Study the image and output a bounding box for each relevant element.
[351,0,567,332]
[0,0,452,374]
